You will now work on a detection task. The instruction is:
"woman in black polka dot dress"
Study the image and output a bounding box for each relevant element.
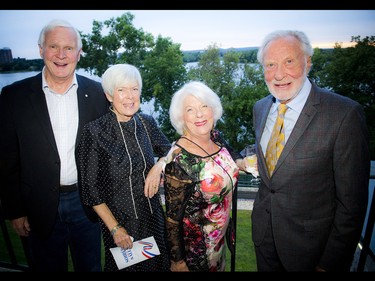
[77,64,171,271]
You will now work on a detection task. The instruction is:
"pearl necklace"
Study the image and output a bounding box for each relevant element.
[117,116,154,219]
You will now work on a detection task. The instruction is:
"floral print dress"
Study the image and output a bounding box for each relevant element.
[163,140,239,271]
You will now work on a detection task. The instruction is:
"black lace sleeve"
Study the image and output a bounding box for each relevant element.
[163,157,197,262]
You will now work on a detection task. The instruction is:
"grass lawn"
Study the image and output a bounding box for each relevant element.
[227,210,257,272]
[0,210,256,272]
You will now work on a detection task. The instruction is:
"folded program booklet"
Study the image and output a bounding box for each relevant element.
[110,236,160,269]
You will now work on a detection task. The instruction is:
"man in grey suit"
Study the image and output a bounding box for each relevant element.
[0,19,109,271]
[251,30,370,272]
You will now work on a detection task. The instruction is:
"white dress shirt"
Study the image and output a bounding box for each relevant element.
[42,69,79,185]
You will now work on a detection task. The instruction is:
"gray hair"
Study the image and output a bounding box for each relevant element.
[257,30,314,65]
[38,19,82,50]
[169,81,223,135]
[101,64,142,97]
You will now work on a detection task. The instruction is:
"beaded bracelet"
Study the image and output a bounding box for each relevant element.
[110,223,123,236]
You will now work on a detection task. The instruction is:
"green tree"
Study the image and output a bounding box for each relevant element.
[311,36,375,159]
[77,12,188,143]
[79,12,154,77]
[227,63,268,149]
[76,13,375,159]
[217,50,253,151]
[187,43,223,87]
[309,48,333,85]
[239,49,258,63]
[142,35,187,140]
[187,44,268,152]
[183,51,202,63]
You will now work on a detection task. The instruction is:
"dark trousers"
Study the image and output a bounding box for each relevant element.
[254,219,286,272]
[28,190,102,272]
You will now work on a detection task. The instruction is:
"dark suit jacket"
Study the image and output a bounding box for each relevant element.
[251,80,370,271]
[0,72,109,239]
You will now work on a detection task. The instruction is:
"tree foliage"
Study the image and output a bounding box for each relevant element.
[78,12,187,142]
[76,11,375,159]
[142,35,187,140]
[79,12,154,77]
[310,36,375,159]
[0,58,43,72]
[187,44,268,152]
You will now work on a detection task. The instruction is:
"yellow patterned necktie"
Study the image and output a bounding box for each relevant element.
[265,104,288,176]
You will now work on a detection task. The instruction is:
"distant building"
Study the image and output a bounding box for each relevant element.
[0,48,13,63]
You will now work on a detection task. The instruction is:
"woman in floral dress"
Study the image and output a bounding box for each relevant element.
[163,81,241,271]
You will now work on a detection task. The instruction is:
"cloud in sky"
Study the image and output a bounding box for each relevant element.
[0,10,374,59]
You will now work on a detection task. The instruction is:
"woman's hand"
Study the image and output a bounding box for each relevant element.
[170,260,189,272]
[113,227,134,249]
[235,158,247,171]
[236,157,259,177]
[144,157,165,198]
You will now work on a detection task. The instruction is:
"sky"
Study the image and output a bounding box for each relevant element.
[0,9,374,60]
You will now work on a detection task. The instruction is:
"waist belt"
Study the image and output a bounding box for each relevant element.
[60,183,78,193]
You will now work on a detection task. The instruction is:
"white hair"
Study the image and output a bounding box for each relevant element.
[169,81,223,135]
[101,64,142,96]
[257,30,314,65]
[38,19,82,50]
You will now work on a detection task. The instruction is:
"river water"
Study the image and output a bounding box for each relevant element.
[0,69,155,115]
[0,69,101,91]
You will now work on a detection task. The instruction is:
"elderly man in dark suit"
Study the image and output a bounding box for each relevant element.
[251,30,370,272]
[0,19,109,271]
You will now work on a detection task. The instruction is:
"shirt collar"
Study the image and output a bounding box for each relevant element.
[42,66,78,92]
[272,78,311,114]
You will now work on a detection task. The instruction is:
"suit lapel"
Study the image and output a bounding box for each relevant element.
[255,96,274,181]
[75,75,103,147]
[28,73,59,155]
[255,81,321,178]
[76,75,88,147]
[273,82,320,172]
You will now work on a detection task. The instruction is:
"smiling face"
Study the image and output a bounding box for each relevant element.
[183,95,214,140]
[262,35,311,103]
[39,26,81,84]
[107,83,141,122]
